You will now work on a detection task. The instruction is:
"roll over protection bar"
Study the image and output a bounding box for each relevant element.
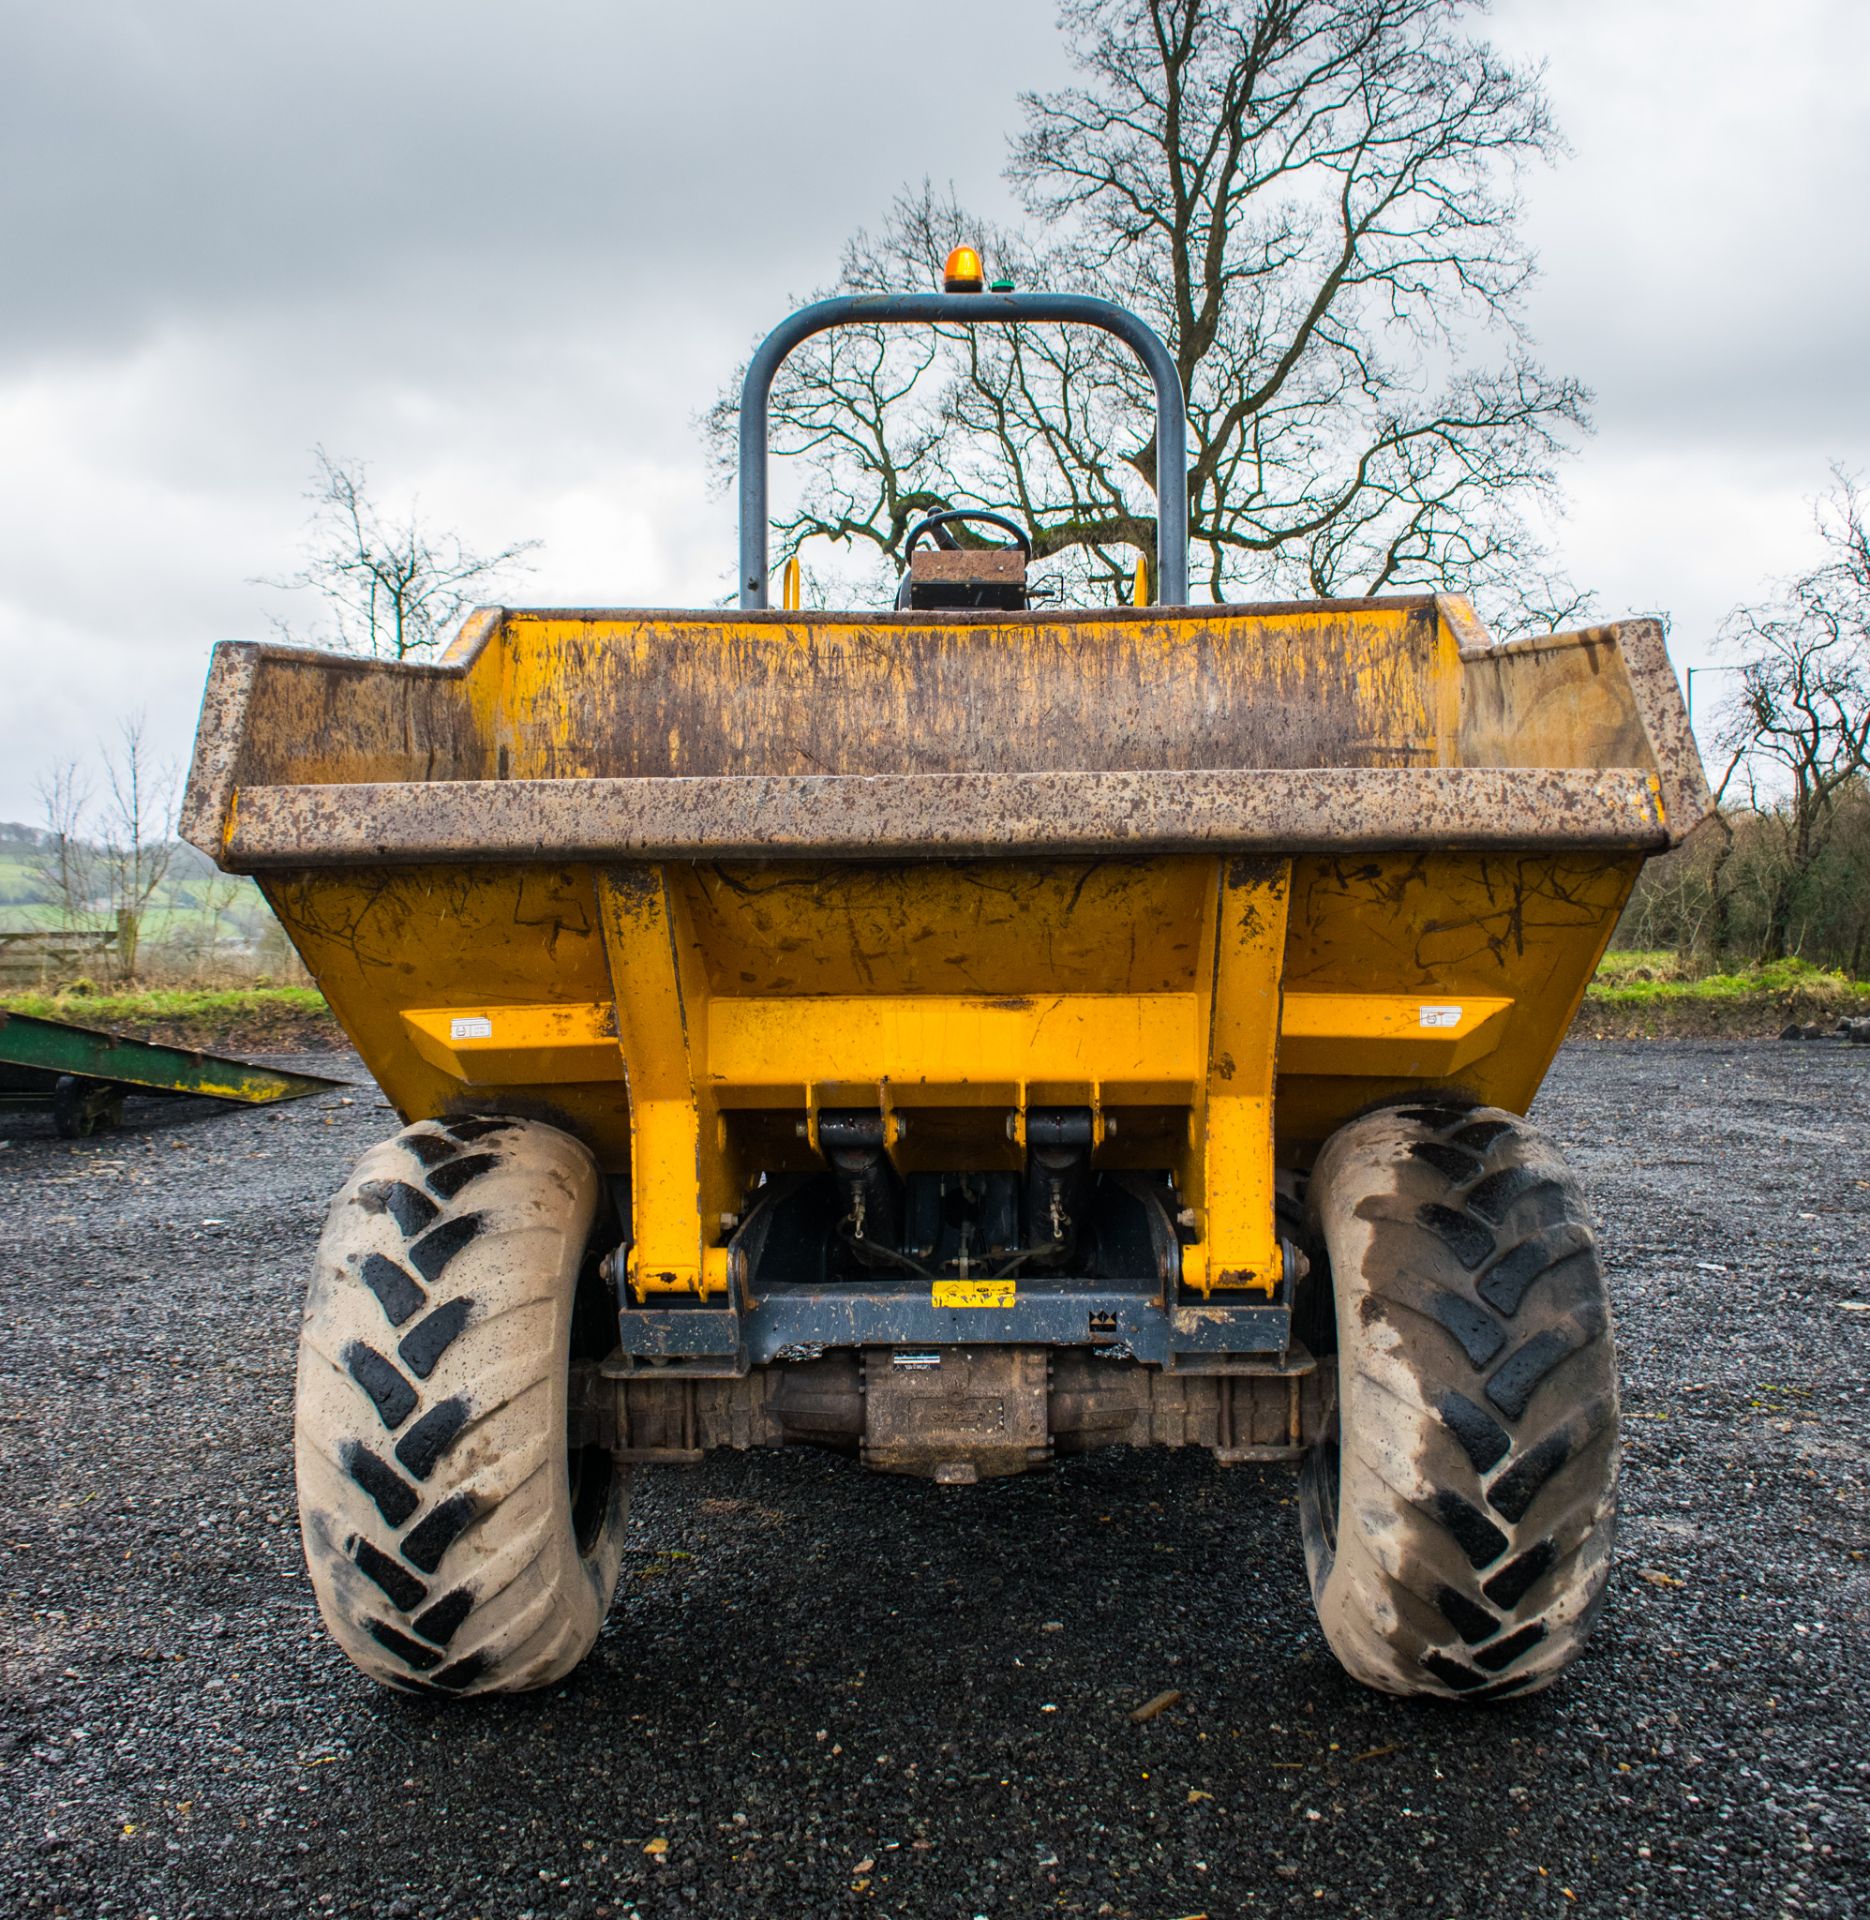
[737,291,1191,609]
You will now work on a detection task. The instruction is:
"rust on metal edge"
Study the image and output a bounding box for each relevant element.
[437,603,507,667]
[219,766,1668,869]
[1603,617,1714,844]
[1448,617,1713,850]
[1433,593,1493,654]
[178,641,262,857]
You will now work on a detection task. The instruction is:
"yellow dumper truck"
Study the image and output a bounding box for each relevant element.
[184,268,1709,1701]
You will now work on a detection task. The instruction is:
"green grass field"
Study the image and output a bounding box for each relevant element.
[1584,953,1870,1008]
[0,840,275,943]
[0,984,328,1025]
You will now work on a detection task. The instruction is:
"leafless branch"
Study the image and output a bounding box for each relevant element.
[710,0,1590,619]
[30,762,95,929]
[96,716,180,982]
[1710,468,1870,960]
[257,449,540,660]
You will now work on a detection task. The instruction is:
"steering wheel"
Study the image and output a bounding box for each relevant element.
[902,508,1033,558]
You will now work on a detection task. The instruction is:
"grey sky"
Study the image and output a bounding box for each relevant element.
[3,0,1867,818]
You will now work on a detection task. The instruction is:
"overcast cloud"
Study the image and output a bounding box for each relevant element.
[3,0,1868,818]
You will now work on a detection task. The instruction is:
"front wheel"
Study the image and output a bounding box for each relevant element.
[294,1114,629,1694]
[1298,1103,1619,1700]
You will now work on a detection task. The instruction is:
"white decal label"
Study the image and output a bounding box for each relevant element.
[1418,1004,1463,1029]
[450,1015,494,1040]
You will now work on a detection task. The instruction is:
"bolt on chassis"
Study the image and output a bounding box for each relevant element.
[183,268,1710,1699]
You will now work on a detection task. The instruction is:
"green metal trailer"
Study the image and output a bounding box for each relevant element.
[0,1008,343,1138]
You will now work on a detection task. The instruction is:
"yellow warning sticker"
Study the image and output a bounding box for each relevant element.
[931,1279,1016,1309]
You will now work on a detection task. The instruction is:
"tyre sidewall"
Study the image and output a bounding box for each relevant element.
[1298,1103,1619,1701]
[295,1116,629,1694]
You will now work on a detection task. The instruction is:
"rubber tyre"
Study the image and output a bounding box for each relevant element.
[1298,1102,1618,1701]
[295,1114,630,1695]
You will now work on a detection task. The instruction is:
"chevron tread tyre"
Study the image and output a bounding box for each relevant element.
[295,1114,629,1695]
[1298,1103,1618,1701]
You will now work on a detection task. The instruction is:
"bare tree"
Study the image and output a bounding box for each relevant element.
[30,761,95,929]
[259,448,539,660]
[96,716,179,982]
[711,0,1590,626]
[1711,469,1870,963]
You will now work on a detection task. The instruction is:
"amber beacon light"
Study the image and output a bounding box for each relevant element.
[942,245,985,292]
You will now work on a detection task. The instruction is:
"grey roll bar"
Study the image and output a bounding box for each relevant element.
[737,291,1190,609]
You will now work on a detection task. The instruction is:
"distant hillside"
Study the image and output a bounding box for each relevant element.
[0,830,273,946]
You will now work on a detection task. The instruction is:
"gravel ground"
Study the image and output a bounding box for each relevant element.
[1,1042,1866,1920]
